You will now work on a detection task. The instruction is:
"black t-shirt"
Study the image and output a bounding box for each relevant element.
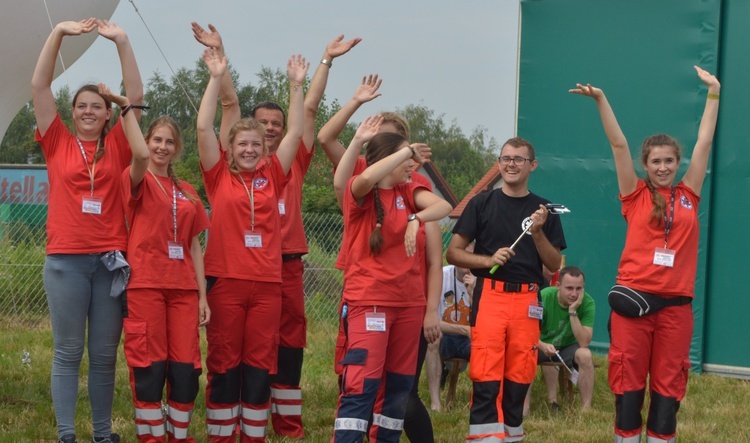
[452,188,566,285]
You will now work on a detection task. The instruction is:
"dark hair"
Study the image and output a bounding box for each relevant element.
[640,134,682,224]
[144,116,197,203]
[251,101,286,129]
[501,136,536,161]
[558,266,585,283]
[73,84,112,161]
[364,132,409,256]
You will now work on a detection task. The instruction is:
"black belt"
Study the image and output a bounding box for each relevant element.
[490,280,538,293]
[282,253,304,262]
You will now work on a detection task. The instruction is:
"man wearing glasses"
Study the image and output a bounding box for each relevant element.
[446,137,566,442]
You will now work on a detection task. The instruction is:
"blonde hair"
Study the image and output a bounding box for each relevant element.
[227,118,267,174]
[144,116,197,202]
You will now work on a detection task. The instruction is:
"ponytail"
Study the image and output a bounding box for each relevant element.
[167,163,197,203]
[368,186,385,256]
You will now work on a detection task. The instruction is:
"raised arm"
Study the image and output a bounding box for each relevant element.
[275,55,310,174]
[317,74,383,167]
[32,19,97,136]
[682,66,721,195]
[97,83,149,190]
[192,22,238,150]
[334,115,383,206]
[196,48,227,171]
[570,83,637,196]
[96,20,144,122]
[303,35,362,150]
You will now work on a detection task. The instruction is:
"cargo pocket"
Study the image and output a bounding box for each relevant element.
[521,346,539,384]
[608,349,624,394]
[676,358,691,400]
[468,345,487,381]
[340,348,368,394]
[335,331,348,375]
[123,319,149,367]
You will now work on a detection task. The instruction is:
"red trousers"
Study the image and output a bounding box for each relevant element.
[609,304,693,442]
[205,278,281,443]
[467,281,539,443]
[123,288,202,442]
[271,258,306,439]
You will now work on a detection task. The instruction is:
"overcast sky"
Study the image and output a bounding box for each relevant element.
[49,0,520,148]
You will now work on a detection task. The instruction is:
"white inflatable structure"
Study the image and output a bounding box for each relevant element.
[0,0,119,144]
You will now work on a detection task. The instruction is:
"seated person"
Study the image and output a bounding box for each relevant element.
[526,265,595,412]
[427,262,475,410]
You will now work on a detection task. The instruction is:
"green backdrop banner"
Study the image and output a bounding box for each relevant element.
[518,0,722,371]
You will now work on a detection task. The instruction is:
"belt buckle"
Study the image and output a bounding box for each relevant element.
[503,282,522,292]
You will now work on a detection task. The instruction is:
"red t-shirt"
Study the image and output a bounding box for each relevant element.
[616,180,700,298]
[335,158,368,270]
[411,171,433,299]
[342,176,428,307]
[35,113,131,254]
[201,156,290,282]
[122,169,210,290]
[279,141,313,255]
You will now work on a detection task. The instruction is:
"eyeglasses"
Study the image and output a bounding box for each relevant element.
[498,156,533,166]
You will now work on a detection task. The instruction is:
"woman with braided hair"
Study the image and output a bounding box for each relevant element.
[117,113,210,442]
[331,116,452,443]
[571,65,720,443]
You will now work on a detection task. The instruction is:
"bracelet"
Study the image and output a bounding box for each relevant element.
[320,58,332,68]
[707,92,720,100]
[408,145,418,159]
[121,104,150,117]
[569,311,578,317]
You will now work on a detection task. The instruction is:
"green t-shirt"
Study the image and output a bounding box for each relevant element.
[539,286,595,349]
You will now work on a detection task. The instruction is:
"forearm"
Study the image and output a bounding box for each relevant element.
[531,230,561,272]
[115,34,144,117]
[197,77,222,168]
[440,322,470,337]
[333,136,364,203]
[218,68,240,150]
[595,94,627,150]
[446,235,492,270]
[354,147,413,194]
[318,98,362,166]
[570,320,593,347]
[32,27,64,93]
[191,236,206,299]
[424,223,443,322]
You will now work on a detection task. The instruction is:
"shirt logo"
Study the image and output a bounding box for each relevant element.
[522,216,533,235]
[176,191,189,201]
[680,195,693,210]
[395,196,406,210]
[253,177,268,189]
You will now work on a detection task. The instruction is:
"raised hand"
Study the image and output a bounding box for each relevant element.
[694,65,720,93]
[287,54,310,85]
[353,115,384,143]
[529,204,549,234]
[353,74,383,104]
[203,48,227,79]
[410,143,432,163]
[569,83,604,100]
[96,19,126,42]
[325,34,362,59]
[58,18,97,36]
[192,22,223,50]
[97,83,128,108]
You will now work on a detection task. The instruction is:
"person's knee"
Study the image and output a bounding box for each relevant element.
[575,347,593,368]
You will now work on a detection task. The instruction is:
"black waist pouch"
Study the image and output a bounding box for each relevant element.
[608,284,691,318]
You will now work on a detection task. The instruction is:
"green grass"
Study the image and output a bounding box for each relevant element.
[1,319,749,442]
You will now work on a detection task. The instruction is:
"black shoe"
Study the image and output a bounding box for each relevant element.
[550,402,560,412]
[59,435,77,443]
[91,434,120,443]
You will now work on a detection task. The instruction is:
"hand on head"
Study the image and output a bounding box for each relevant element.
[97,83,127,108]
[353,74,383,104]
[410,143,432,163]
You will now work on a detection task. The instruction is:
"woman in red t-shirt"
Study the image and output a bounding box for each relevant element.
[32,19,144,443]
[331,116,452,443]
[197,48,308,442]
[571,66,720,442]
[114,112,210,442]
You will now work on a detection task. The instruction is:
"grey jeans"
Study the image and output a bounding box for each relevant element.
[44,254,123,438]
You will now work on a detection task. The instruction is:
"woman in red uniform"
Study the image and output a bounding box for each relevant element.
[32,18,144,443]
[196,48,308,442]
[114,110,210,441]
[332,116,452,443]
[571,66,720,443]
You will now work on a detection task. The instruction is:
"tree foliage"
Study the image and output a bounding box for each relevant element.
[2,59,498,211]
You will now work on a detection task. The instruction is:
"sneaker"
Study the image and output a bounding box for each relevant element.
[58,435,77,443]
[91,434,120,443]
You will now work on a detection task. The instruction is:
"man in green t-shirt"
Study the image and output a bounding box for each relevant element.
[529,266,595,411]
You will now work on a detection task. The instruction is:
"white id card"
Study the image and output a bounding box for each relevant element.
[82,196,102,215]
[278,199,286,215]
[653,247,676,267]
[244,230,263,248]
[365,312,386,332]
[528,304,544,320]
[570,368,580,385]
[168,241,184,260]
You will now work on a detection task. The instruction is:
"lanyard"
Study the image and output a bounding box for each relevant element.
[238,173,256,231]
[663,187,676,248]
[75,137,98,196]
[149,171,178,242]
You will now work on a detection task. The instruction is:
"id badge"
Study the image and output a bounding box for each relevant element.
[653,247,676,267]
[278,199,286,215]
[244,230,263,248]
[570,368,580,385]
[365,312,386,332]
[82,196,102,215]
[168,241,184,260]
[528,304,544,320]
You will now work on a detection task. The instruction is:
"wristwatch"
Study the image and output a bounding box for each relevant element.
[569,311,578,317]
[407,213,423,225]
